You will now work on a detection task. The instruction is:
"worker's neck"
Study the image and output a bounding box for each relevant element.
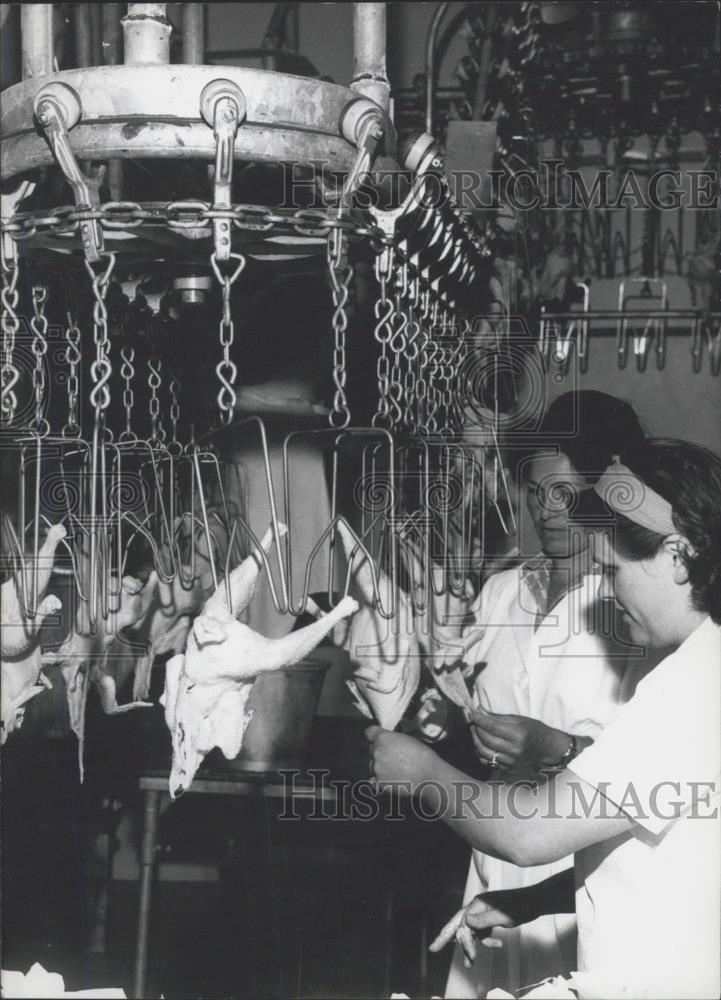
[547,544,590,590]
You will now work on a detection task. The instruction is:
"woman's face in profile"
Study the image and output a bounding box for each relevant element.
[523,450,588,558]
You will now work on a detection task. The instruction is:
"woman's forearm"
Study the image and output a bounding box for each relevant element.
[416,753,629,866]
[417,755,537,864]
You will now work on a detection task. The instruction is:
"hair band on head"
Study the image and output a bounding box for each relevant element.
[593,457,676,536]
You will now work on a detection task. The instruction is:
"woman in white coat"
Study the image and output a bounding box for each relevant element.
[370,437,721,1000]
[441,391,648,998]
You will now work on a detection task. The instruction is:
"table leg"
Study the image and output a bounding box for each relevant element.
[134,789,160,999]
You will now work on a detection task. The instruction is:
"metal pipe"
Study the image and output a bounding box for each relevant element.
[89,0,103,66]
[101,3,122,64]
[122,3,171,65]
[425,1,450,135]
[351,2,390,111]
[182,3,205,64]
[74,3,92,68]
[102,3,123,198]
[21,4,54,79]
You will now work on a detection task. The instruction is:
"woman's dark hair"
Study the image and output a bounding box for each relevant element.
[536,390,646,485]
[575,438,721,624]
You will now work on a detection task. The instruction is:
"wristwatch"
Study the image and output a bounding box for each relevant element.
[540,734,580,774]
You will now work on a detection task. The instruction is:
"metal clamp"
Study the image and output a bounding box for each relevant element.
[200,79,247,261]
[33,82,105,263]
[339,98,385,214]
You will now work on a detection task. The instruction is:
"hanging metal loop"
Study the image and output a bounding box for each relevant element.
[210,250,246,425]
[327,229,353,429]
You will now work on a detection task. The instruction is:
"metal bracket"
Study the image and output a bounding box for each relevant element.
[339,98,385,214]
[33,82,105,263]
[200,79,247,262]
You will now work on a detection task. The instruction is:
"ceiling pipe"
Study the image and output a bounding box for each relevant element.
[122,3,171,65]
[351,3,390,112]
[21,4,54,79]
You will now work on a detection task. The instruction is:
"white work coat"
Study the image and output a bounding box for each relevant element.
[445,561,635,999]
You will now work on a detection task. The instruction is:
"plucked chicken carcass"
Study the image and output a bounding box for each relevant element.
[331,520,421,731]
[43,570,158,778]
[161,522,358,796]
[399,536,479,712]
[131,532,218,702]
[1,523,66,742]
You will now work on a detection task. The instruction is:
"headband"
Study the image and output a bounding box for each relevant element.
[593,457,676,535]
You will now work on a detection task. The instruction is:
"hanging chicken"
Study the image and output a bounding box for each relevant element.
[398,534,479,713]
[131,525,220,702]
[1,523,67,743]
[161,522,358,796]
[329,520,421,731]
[42,569,158,778]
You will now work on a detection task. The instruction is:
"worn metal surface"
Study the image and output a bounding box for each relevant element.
[20,4,53,80]
[182,3,205,64]
[122,2,171,65]
[351,3,390,111]
[1,64,397,179]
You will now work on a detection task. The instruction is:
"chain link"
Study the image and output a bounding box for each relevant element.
[147,357,165,444]
[63,311,82,437]
[210,251,245,425]
[2,200,389,249]
[119,345,136,441]
[169,374,181,448]
[403,273,421,433]
[1,240,21,425]
[326,228,353,429]
[84,252,116,418]
[388,261,410,429]
[30,285,50,436]
[372,247,395,429]
[416,285,431,433]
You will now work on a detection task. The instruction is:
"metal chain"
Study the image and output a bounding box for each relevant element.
[63,311,82,437]
[425,296,443,434]
[210,251,245,426]
[119,345,136,441]
[30,285,50,436]
[147,357,165,444]
[372,247,395,428]
[403,273,421,433]
[388,262,409,428]
[169,374,182,453]
[2,201,389,249]
[416,284,431,433]
[327,228,353,429]
[1,237,21,425]
[440,308,456,432]
[85,252,116,418]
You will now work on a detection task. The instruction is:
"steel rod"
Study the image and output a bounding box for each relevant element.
[89,0,103,66]
[74,3,92,67]
[425,1,450,135]
[122,3,171,65]
[182,3,205,64]
[351,2,390,111]
[102,2,123,197]
[101,3,122,65]
[21,4,53,79]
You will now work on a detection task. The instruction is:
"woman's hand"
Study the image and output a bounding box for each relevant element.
[365,725,441,791]
[429,887,535,967]
[468,706,571,774]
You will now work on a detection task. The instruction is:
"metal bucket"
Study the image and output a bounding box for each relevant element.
[233,659,330,771]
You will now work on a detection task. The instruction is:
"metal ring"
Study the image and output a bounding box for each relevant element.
[490,753,499,768]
